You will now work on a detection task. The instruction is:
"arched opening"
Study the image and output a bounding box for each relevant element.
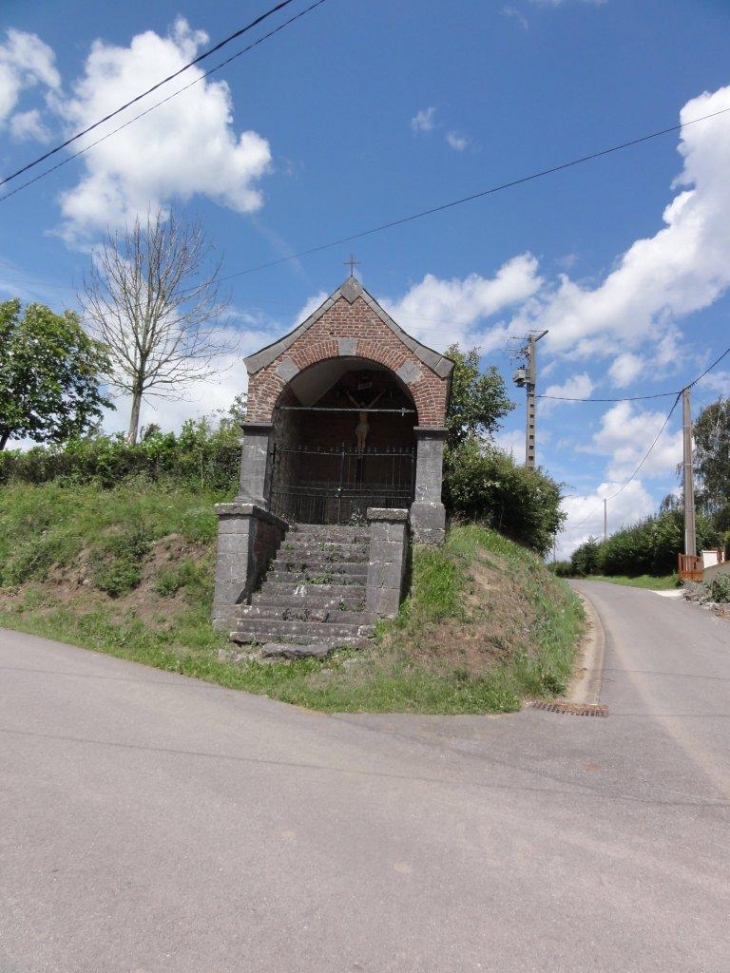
[268,357,418,523]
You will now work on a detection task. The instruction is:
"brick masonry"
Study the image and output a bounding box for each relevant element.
[246,286,451,427]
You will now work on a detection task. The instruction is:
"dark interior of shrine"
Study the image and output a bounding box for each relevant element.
[268,358,417,523]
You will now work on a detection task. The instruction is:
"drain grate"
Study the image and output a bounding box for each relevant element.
[529,700,609,717]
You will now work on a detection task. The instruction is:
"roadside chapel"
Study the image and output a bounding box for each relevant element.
[213,274,453,628]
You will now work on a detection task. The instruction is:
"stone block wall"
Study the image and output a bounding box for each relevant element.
[365,508,409,618]
[213,503,287,629]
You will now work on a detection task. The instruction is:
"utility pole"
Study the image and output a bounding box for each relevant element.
[682,386,697,557]
[513,330,548,470]
[603,498,608,542]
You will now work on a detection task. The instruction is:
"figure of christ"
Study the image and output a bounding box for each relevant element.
[346,389,385,453]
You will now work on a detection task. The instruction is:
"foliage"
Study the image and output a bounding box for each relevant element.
[444,345,514,450]
[0,417,240,491]
[569,508,718,578]
[0,298,113,451]
[693,397,730,528]
[708,574,730,604]
[80,207,233,444]
[0,506,583,715]
[0,479,230,591]
[570,536,600,576]
[587,575,679,590]
[443,438,565,556]
[88,528,151,597]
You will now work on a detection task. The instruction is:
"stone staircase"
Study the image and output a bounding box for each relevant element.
[229,522,375,658]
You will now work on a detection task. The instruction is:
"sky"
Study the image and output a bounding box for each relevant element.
[1,0,729,557]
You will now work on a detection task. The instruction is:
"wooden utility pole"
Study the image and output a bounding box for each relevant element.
[682,386,697,557]
[603,498,608,541]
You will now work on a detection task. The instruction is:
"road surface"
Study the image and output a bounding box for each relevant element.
[1,582,729,972]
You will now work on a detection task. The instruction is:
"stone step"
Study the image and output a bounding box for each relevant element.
[288,525,369,543]
[231,618,375,644]
[277,543,368,560]
[266,565,368,585]
[252,588,366,610]
[271,551,368,572]
[236,605,374,626]
[220,639,370,663]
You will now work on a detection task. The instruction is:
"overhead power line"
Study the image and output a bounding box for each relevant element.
[0,0,328,206]
[540,342,730,406]
[0,0,305,190]
[216,103,730,282]
[686,344,730,388]
[566,392,682,533]
[538,391,678,403]
[563,343,730,533]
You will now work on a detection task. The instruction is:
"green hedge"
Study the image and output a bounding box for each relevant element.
[0,419,240,491]
[571,509,719,577]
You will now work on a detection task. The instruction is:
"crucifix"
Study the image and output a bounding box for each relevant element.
[346,388,384,453]
[344,253,361,277]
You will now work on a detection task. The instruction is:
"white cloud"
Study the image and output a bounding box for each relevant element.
[608,352,644,387]
[484,86,730,362]
[411,106,437,134]
[544,372,594,404]
[503,7,529,30]
[382,254,543,350]
[294,290,329,327]
[557,479,654,560]
[493,428,525,459]
[0,28,59,124]
[9,107,50,141]
[592,401,683,481]
[52,18,272,242]
[445,131,468,151]
[698,370,730,396]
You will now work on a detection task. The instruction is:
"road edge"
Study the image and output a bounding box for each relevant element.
[566,585,605,706]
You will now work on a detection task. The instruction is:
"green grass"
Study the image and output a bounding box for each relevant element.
[0,482,585,714]
[589,574,679,590]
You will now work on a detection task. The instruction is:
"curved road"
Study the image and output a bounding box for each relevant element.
[1,583,729,972]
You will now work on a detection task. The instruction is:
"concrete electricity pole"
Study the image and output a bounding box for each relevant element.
[514,330,548,470]
[682,386,697,557]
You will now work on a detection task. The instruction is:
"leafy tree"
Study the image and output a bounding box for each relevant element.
[571,508,718,578]
[440,346,563,555]
[444,345,514,449]
[80,207,233,445]
[571,536,600,576]
[693,397,730,526]
[0,299,113,451]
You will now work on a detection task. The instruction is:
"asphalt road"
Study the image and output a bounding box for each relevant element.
[1,583,729,973]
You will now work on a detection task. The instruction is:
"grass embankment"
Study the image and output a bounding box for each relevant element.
[0,481,584,714]
[588,574,679,590]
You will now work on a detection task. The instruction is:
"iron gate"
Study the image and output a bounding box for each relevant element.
[268,443,415,524]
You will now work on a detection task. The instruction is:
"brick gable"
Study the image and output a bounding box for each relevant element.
[246,285,451,426]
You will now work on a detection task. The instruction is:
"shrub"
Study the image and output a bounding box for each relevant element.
[443,438,565,557]
[89,529,151,597]
[708,574,730,604]
[571,537,600,576]
[0,419,240,492]
[154,559,211,602]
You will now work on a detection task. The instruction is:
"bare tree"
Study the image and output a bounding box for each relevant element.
[80,207,233,444]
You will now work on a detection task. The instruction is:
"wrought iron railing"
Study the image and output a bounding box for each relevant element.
[268,443,415,524]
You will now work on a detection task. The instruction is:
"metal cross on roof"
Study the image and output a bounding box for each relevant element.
[344,253,361,277]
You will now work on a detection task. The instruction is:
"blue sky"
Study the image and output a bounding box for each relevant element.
[1,0,729,555]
